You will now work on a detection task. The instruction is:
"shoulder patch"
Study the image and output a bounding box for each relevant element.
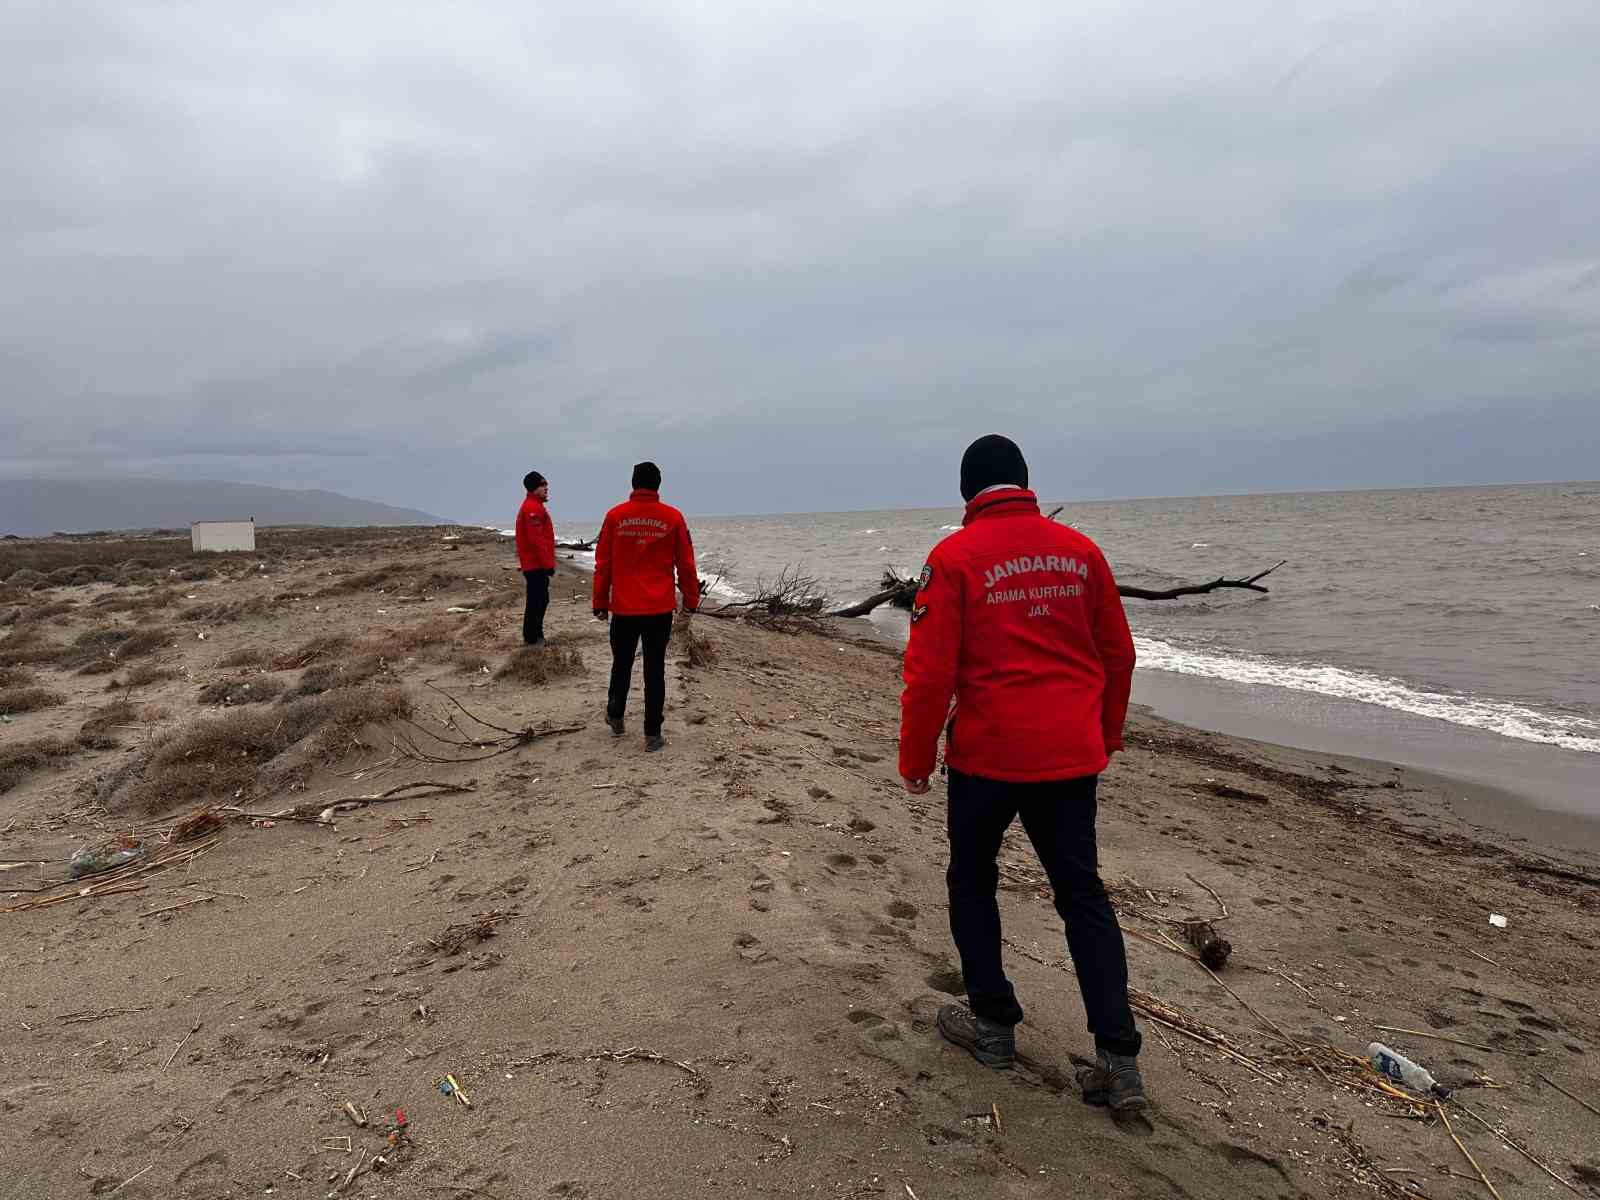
[910,602,929,624]
[917,564,933,590]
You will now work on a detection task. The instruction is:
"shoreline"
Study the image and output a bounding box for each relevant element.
[1132,668,1600,850]
[808,592,1600,848]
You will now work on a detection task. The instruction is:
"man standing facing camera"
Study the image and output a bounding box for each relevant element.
[593,461,700,751]
[898,434,1146,1118]
[514,470,556,646]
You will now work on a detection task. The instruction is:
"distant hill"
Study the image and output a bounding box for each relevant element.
[0,478,449,536]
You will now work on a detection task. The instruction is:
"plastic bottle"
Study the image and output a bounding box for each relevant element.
[1368,1042,1449,1098]
[68,839,148,878]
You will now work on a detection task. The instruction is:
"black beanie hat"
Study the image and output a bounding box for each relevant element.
[631,461,662,491]
[959,434,1029,502]
[523,470,547,492]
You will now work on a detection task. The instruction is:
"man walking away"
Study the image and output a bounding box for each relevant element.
[515,471,557,646]
[593,462,700,751]
[898,435,1147,1117]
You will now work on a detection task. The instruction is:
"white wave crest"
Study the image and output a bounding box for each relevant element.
[1134,636,1600,754]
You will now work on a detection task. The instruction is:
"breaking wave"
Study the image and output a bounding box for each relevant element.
[1134,636,1600,754]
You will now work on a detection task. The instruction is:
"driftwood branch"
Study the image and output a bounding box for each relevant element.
[1117,560,1286,601]
[829,570,919,618]
[704,566,832,631]
[829,559,1290,618]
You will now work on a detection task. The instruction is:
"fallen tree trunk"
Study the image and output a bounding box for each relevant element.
[828,569,919,618]
[830,560,1288,618]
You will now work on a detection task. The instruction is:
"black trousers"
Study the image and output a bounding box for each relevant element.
[606,613,673,736]
[946,768,1141,1057]
[522,569,553,644]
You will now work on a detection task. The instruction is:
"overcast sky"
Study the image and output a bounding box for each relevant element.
[3,1,1597,522]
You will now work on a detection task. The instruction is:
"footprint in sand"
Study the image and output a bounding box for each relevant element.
[925,963,964,996]
[886,900,918,920]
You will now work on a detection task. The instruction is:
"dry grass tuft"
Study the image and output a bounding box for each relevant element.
[65,624,172,672]
[3,568,51,592]
[111,685,414,813]
[215,646,267,668]
[270,634,350,671]
[0,626,67,667]
[477,586,525,611]
[305,686,413,762]
[0,685,63,714]
[0,664,37,688]
[107,662,178,690]
[450,650,490,673]
[79,698,137,739]
[368,617,459,659]
[312,561,410,596]
[496,643,585,684]
[177,596,272,624]
[679,621,718,667]
[97,588,181,615]
[197,675,286,706]
[281,655,387,699]
[0,737,77,793]
[16,599,77,626]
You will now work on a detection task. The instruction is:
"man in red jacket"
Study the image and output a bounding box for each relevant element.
[899,435,1146,1116]
[592,462,700,751]
[514,470,557,646]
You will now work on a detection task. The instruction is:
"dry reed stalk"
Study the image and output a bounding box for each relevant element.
[1438,1101,1503,1200]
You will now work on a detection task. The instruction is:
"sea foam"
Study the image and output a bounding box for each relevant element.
[1134,635,1600,754]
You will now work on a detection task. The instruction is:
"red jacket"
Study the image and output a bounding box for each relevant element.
[898,488,1135,784]
[593,490,701,617]
[514,494,556,572]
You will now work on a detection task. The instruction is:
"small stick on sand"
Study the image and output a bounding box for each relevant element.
[1373,1026,1499,1054]
[107,1164,153,1195]
[990,1102,1003,1135]
[1186,873,1229,919]
[1466,948,1500,967]
[163,1021,201,1070]
[337,1148,366,1194]
[1539,1072,1600,1121]
[1438,1101,1503,1200]
[141,895,214,919]
[1454,1100,1583,1196]
[1271,968,1318,1000]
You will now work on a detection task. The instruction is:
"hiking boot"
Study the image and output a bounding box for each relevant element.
[1076,1051,1149,1115]
[645,734,666,752]
[936,1003,1015,1070]
[606,714,625,738]
[1100,1050,1148,1115]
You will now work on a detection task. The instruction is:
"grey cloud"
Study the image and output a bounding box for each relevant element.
[2,1,1598,523]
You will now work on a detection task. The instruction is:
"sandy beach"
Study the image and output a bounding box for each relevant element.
[3,529,1598,1199]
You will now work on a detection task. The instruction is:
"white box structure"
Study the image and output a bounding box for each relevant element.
[190,519,256,553]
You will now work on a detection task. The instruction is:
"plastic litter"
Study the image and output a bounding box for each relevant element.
[68,836,149,878]
[1488,913,1508,929]
[1368,1042,1449,1098]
